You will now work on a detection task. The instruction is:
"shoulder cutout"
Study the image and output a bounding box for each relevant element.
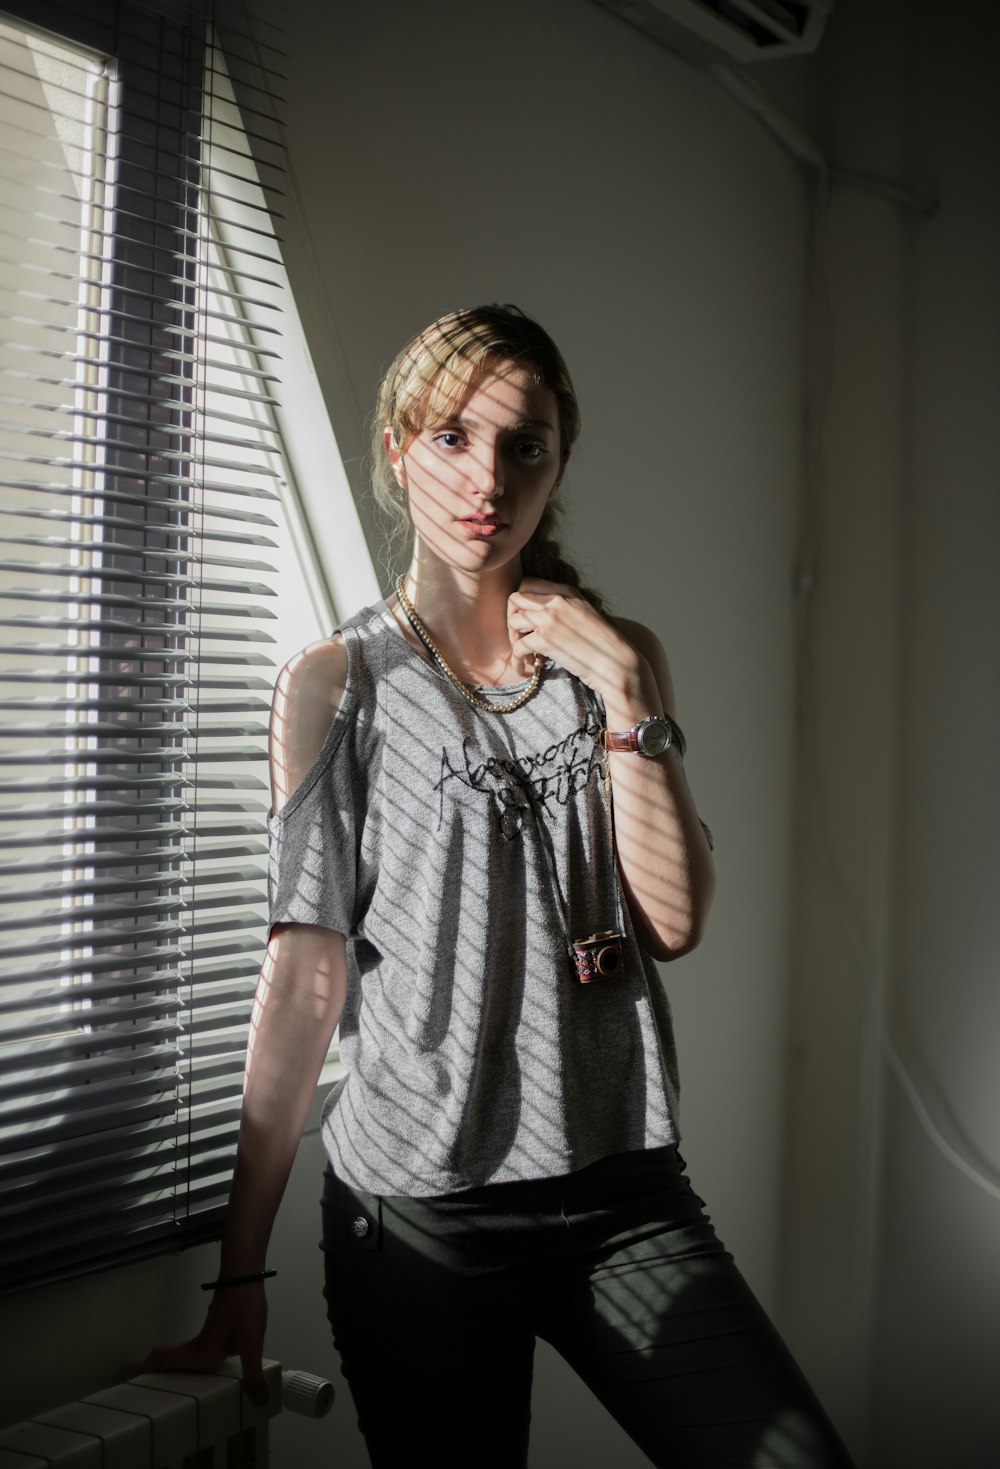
[269,634,349,814]
[614,617,678,715]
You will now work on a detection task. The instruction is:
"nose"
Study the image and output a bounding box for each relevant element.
[471,443,503,499]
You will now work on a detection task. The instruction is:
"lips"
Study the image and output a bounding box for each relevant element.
[458,514,505,538]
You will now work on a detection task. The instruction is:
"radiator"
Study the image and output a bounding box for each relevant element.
[0,1359,333,1468]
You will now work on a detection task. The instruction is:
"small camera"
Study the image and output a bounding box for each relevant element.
[572,931,625,984]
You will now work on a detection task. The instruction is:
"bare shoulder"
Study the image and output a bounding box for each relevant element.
[269,634,349,812]
[613,616,677,709]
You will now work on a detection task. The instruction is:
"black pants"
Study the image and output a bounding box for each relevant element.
[321,1147,857,1468]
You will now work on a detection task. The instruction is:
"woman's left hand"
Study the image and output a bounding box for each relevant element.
[507,578,640,705]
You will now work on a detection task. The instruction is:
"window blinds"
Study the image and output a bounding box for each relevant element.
[0,0,288,1292]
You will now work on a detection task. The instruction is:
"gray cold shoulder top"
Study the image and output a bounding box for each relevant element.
[267,601,681,1197]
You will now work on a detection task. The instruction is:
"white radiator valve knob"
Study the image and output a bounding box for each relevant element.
[281,1369,335,1418]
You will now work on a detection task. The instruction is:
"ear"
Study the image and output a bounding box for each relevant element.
[384,424,406,489]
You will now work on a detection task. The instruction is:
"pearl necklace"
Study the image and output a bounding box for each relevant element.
[395,578,543,714]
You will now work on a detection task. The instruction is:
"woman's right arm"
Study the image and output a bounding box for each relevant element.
[141,638,350,1399]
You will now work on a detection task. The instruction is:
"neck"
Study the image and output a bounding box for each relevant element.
[397,547,521,685]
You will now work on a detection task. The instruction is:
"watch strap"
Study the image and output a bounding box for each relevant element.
[599,714,687,759]
[600,727,641,753]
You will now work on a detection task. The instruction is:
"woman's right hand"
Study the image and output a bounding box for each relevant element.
[137,924,346,1404]
[137,649,351,1406]
[139,1282,269,1404]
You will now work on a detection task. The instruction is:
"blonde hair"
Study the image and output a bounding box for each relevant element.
[370,304,604,609]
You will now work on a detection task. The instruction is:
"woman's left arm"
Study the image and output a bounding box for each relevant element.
[508,580,715,961]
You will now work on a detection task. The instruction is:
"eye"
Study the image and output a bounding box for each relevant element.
[432,430,463,450]
[513,438,548,462]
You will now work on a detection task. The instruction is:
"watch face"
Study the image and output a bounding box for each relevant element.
[637,719,670,756]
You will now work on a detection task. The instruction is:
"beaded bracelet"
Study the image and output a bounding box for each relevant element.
[200,1268,277,1291]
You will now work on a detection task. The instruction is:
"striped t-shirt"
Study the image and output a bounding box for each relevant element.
[267,601,681,1197]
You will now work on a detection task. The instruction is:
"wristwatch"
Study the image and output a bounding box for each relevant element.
[599,714,686,759]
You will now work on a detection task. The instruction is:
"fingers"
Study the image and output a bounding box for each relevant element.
[239,1344,269,1407]
[508,586,586,633]
[509,586,549,615]
[508,588,593,649]
[220,1287,269,1406]
[140,1290,269,1406]
[508,584,628,699]
[139,1339,267,1407]
[509,648,537,678]
[507,595,559,641]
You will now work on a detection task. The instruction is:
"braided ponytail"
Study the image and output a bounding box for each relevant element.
[520,502,606,613]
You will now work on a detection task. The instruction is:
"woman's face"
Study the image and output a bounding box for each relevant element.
[387,360,562,578]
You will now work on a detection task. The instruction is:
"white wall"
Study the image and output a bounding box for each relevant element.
[776,5,1000,1468]
[871,5,1000,1466]
[11,3,998,1467]
[776,0,910,1447]
[269,4,1000,1463]
[0,0,811,1458]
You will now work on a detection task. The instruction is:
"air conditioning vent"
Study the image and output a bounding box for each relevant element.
[590,0,833,63]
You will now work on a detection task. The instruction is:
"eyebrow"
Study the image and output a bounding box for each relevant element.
[447,414,557,434]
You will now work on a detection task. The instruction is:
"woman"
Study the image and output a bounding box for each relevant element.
[146,305,855,1468]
